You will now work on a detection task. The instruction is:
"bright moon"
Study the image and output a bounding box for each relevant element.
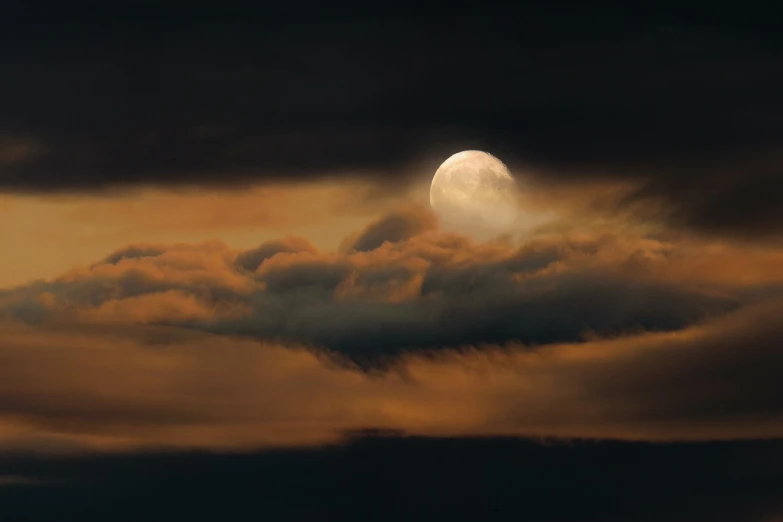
[429,150,519,232]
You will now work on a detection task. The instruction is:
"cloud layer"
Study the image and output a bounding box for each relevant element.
[2,206,756,361]
[1,5,782,237]
[1,206,783,452]
[1,296,782,453]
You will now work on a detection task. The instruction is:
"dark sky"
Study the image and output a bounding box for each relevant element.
[3,434,783,522]
[2,5,783,521]
[2,3,783,236]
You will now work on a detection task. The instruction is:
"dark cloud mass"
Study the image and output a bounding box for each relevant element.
[1,4,782,236]
[2,437,783,522]
[234,236,317,272]
[341,206,437,253]
[2,204,783,520]
[0,208,748,362]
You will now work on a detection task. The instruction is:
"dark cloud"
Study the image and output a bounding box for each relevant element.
[497,298,783,435]
[102,245,168,266]
[0,217,782,446]
[225,264,739,363]
[628,163,783,238]
[1,437,783,522]
[234,237,316,272]
[1,298,783,451]
[0,217,763,363]
[1,4,782,236]
[341,206,437,253]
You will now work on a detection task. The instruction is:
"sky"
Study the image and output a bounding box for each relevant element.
[2,3,783,521]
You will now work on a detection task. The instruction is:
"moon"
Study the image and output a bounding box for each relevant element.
[429,150,519,231]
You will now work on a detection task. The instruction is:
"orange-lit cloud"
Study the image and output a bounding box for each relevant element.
[4,206,759,359]
[59,182,389,232]
[0,182,399,288]
[1,204,783,453]
[0,296,782,453]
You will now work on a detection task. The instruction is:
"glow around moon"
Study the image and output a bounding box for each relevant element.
[429,150,519,232]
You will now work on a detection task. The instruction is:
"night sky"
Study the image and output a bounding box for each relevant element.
[1,3,783,521]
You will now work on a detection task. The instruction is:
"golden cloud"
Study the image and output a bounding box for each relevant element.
[1,205,782,453]
[0,296,782,453]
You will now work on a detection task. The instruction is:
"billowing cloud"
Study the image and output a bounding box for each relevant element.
[340,206,438,253]
[1,204,782,452]
[2,207,764,361]
[235,236,317,272]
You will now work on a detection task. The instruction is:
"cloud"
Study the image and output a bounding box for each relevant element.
[1,296,783,453]
[55,182,384,234]
[102,245,169,265]
[1,435,782,522]
[1,204,782,452]
[1,7,782,237]
[341,206,437,253]
[0,181,404,289]
[235,236,317,272]
[2,210,762,361]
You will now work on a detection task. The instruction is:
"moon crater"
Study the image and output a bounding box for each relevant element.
[429,150,518,232]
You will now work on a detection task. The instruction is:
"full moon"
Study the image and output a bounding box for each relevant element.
[429,150,518,232]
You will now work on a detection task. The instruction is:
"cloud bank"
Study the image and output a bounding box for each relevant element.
[1,297,782,453]
[2,5,782,237]
[1,206,783,452]
[1,207,755,360]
